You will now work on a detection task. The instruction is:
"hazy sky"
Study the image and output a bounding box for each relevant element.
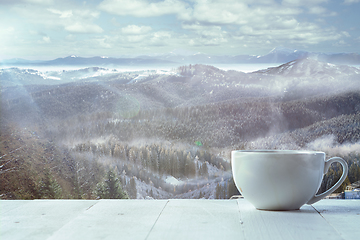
[1,0,359,60]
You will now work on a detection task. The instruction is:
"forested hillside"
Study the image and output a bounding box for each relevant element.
[1,59,360,199]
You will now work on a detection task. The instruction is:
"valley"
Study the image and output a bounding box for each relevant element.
[1,58,360,200]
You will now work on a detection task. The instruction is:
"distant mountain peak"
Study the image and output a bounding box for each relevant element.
[254,46,309,63]
[253,57,359,77]
[268,46,298,55]
[2,48,360,67]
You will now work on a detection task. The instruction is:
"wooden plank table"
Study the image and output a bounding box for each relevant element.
[1,199,359,240]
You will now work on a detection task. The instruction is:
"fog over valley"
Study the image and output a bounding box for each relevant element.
[1,56,360,200]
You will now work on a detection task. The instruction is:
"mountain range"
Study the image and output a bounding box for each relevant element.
[1,47,360,67]
[1,57,360,200]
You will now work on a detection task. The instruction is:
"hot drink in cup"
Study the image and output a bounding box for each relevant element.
[231,150,348,210]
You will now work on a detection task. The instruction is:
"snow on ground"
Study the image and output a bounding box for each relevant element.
[165,176,183,186]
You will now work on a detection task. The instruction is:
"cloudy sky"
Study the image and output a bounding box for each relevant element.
[0,0,359,60]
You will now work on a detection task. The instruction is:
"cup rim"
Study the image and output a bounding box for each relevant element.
[232,150,324,155]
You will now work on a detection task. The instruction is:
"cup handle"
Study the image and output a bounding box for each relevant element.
[307,157,348,205]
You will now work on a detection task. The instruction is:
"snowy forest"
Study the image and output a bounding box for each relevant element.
[1,58,360,199]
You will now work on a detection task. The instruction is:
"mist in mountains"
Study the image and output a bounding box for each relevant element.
[1,57,360,200]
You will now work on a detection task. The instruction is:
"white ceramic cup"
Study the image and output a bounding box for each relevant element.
[231,150,348,210]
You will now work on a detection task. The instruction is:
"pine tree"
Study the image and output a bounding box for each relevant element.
[199,191,203,199]
[127,177,137,199]
[158,148,167,176]
[339,176,351,192]
[163,149,171,175]
[215,183,221,199]
[172,151,180,178]
[150,147,159,173]
[129,147,137,164]
[142,147,149,169]
[38,169,62,199]
[113,144,121,158]
[95,170,128,199]
[185,153,196,177]
[349,162,360,183]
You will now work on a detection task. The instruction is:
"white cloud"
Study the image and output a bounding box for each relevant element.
[94,27,174,49]
[182,23,228,46]
[335,40,349,46]
[98,0,190,17]
[1,0,357,58]
[272,17,299,29]
[308,6,327,14]
[45,8,103,34]
[281,0,328,6]
[76,9,100,19]
[38,36,51,43]
[125,35,147,43]
[96,36,112,48]
[48,8,101,21]
[48,8,73,18]
[65,22,103,34]
[0,26,15,35]
[182,0,303,27]
[123,30,172,45]
[121,25,152,35]
[175,0,341,49]
[8,5,103,35]
[342,31,351,37]
[148,31,172,46]
[186,1,248,24]
[232,19,341,49]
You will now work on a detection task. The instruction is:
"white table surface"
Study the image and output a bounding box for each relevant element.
[1,199,359,240]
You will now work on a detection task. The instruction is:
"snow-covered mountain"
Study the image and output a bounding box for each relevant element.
[1,47,359,67]
[253,57,360,77]
[2,58,359,111]
[2,58,359,99]
[249,57,360,101]
[140,47,360,64]
[256,47,308,63]
[0,67,182,87]
[43,55,175,66]
[0,55,176,68]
